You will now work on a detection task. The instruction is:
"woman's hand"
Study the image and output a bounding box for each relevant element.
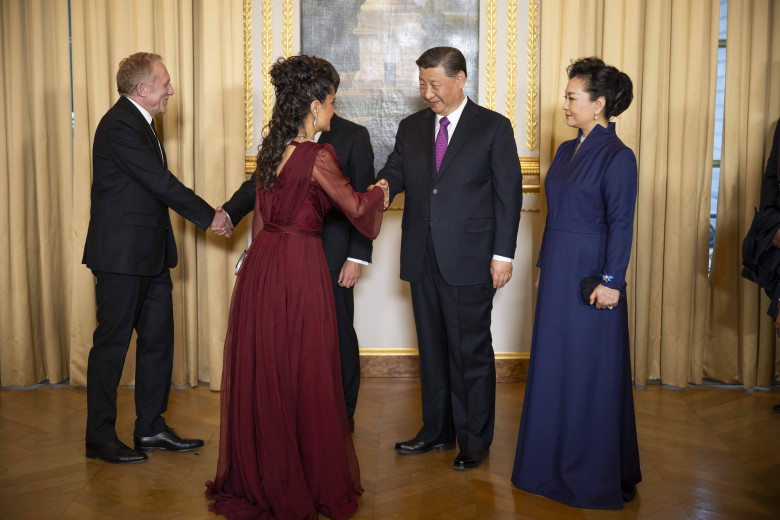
[368,179,390,210]
[589,283,620,310]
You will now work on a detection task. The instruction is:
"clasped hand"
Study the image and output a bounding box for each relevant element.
[210,206,234,237]
[589,284,620,309]
[367,179,390,210]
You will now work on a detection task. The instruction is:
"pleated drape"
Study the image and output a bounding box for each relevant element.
[539,0,720,388]
[0,0,73,386]
[705,0,780,389]
[1,0,244,389]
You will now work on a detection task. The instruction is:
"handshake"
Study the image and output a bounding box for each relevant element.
[210,207,233,237]
[369,179,390,211]
[208,179,390,239]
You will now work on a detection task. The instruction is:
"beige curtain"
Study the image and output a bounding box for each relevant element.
[706,0,780,389]
[540,0,720,387]
[0,1,73,386]
[69,0,245,389]
[1,0,244,388]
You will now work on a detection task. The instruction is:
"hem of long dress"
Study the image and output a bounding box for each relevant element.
[205,481,362,520]
[318,492,362,520]
[511,479,626,511]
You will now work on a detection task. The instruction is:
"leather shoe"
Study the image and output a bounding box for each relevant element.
[134,427,204,453]
[348,416,355,433]
[453,449,489,470]
[86,439,148,464]
[395,436,456,455]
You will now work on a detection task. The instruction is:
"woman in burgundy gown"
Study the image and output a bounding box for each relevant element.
[205,55,387,520]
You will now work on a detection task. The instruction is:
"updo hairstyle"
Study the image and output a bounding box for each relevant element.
[255,54,340,190]
[566,57,633,119]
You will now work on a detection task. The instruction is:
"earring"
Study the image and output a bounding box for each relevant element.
[313,114,318,128]
[594,114,599,121]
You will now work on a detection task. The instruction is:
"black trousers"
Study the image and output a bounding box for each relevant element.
[329,270,361,419]
[86,269,174,443]
[409,232,497,451]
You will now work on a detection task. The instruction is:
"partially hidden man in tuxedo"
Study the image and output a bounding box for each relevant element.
[377,47,523,470]
[82,52,231,464]
[220,113,375,431]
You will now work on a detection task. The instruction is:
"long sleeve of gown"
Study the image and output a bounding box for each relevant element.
[600,148,638,289]
[313,146,384,240]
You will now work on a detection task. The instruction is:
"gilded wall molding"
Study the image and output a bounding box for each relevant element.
[525,0,539,151]
[485,0,497,111]
[282,0,294,57]
[248,155,541,195]
[359,347,530,360]
[261,0,273,138]
[505,0,518,132]
[244,0,542,197]
[244,0,253,150]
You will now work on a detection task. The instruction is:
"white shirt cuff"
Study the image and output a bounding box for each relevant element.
[347,257,369,266]
[492,255,513,263]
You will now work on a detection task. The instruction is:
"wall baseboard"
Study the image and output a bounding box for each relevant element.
[359,349,530,382]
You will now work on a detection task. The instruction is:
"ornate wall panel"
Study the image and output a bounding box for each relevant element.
[245,0,539,195]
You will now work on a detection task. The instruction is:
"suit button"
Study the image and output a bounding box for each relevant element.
[432,189,438,194]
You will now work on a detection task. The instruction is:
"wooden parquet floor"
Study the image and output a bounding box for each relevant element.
[0,379,779,519]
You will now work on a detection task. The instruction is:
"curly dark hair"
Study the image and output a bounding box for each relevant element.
[567,57,633,119]
[255,55,340,190]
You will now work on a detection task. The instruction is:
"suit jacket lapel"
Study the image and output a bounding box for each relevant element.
[420,110,436,178]
[119,96,166,168]
[319,113,338,145]
[437,99,479,177]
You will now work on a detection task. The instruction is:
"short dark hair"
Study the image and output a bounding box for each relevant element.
[116,52,163,96]
[567,57,633,119]
[416,47,467,78]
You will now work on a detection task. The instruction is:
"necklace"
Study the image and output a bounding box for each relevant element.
[579,134,586,143]
[286,134,315,146]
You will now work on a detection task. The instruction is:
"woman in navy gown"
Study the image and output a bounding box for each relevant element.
[205,56,387,519]
[512,57,641,509]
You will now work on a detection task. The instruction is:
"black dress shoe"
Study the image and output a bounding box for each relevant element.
[348,416,355,433]
[86,440,148,464]
[395,436,456,455]
[134,427,204,453]
[453,449,489,470]
[773,404,780,414]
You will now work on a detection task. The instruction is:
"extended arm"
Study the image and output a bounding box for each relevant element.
[314,147,385,240]
[345,125,376,263]
[109,115,215,229]
[376,122,407,204]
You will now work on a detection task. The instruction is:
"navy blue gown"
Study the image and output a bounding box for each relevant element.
[511,123,641,509]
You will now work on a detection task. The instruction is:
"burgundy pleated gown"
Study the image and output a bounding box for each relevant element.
[206,141,384,520]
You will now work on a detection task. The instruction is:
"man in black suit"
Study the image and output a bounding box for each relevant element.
[377,47,522,470]
[83,52,229,464]
[221,113,375,431]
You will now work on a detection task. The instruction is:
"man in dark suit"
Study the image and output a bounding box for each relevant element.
[377,47,522,470]
[83,52,229,464]
[221,113,375,431]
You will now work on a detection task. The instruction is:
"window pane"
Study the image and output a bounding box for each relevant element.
[719,0,728,40]
[713,46,726,162]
